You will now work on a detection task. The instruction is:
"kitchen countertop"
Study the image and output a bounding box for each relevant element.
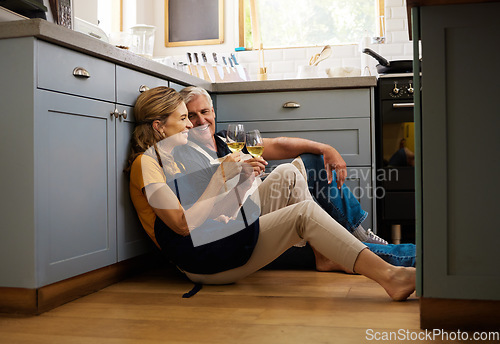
[0,18,377,93]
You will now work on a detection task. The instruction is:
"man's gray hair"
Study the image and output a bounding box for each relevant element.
[179,86,213,107]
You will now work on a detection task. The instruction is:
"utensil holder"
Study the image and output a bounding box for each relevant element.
[258,67,267,80]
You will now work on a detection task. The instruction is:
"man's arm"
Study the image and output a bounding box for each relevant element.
[261,137,347,188]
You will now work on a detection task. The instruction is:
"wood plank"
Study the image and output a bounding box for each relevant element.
[0,288,37,314]
[0,268,425,344]
[0,254,153,315]
[421,297,500,331]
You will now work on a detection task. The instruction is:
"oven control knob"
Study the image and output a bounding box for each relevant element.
[392,86,400,95]
[408,83,414,94]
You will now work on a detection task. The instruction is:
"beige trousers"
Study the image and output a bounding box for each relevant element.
[185,160,367,284]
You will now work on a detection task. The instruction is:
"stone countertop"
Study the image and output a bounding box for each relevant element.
[212,76,376,94]
[0,19,377,93]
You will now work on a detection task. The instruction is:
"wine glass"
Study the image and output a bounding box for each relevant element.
[246,129,264,158]
[226,124,246,153]
[246,129,267,177]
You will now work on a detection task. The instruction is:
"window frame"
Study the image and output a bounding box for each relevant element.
[238,0,385,50]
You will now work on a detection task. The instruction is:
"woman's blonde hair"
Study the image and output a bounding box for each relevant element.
[126,86,184,174]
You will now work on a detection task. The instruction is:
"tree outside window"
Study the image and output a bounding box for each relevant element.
[240,0,384,50]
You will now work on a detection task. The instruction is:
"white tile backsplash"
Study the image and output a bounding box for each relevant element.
[391,6,408,19]
[385,0,404,7]
[236,1,413,80]
[167,1,413,81]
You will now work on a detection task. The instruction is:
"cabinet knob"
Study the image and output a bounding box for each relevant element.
[282,101,301,108]
[121,109,127,119]
[73,67,90,78]
[139,85,150,93]
[111,108,120,118]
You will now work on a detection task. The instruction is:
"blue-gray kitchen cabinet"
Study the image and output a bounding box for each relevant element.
[0,37,167,289]
[214,88,376,230]
[411,1,500,330]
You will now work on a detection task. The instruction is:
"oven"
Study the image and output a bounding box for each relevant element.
[375,74,416,244]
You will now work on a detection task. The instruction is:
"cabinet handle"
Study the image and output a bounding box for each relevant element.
[73,67,90,78]
[139,85,150,93]
[392,103,414,109]
[110,108,120,118]
[121,109,127,119]
[282,101,301,108]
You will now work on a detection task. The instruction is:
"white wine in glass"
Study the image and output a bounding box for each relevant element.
[246,129,264,158]
[226,124,246,153]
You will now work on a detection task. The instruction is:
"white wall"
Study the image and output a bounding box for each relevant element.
[73,0,99,25]
[94,0,415,80]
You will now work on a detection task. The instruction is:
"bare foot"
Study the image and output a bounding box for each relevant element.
[383,267,416,301]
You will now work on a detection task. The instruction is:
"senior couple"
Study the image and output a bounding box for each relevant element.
[128,86,416,301]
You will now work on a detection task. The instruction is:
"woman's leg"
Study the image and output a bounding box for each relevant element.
[185,200,361,284]
[353,249,416,301]
[185,200,415,301]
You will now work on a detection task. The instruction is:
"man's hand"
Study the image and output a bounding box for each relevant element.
[243,156,268,176]
[322,147,347,189]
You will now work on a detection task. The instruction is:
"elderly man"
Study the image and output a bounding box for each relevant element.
[173,86,416,271]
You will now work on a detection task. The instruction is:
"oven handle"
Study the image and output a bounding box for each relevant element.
[392,102,414,109]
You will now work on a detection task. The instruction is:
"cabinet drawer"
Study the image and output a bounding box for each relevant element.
[37,40,115,102]
[219,118,371,166]
[116,65,168,106]
[215,88,371,122]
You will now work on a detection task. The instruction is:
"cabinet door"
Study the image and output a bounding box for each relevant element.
[115,105,152,261]
[35,90,116,286]
[420,3,500,300]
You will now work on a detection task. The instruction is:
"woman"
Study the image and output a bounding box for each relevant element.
[128,87,416,301]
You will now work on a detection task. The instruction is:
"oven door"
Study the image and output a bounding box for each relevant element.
[378,99,415,222]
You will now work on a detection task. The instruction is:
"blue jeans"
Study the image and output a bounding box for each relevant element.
[300,153,367,232]
[365,243,416,267]
[299,154,416,267]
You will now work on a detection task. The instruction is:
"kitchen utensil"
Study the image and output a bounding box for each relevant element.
[212,52,225,81]
[221,56,239,81]
[200,51,215,82]
[193,52,207,79]
[362,48,416,74]
[258,44,267,80]
[309,54,320,66]
[231,53,249,81]
[186,52,199,78]
[312,45,332,66]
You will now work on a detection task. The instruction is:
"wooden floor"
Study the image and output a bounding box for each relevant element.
[0,266,491,343]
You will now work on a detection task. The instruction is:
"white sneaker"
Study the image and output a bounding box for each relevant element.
[352,227,388,245]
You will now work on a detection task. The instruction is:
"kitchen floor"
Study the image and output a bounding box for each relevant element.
[0,266,487,343]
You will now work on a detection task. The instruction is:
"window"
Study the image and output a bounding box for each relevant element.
[240,0,385,50]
